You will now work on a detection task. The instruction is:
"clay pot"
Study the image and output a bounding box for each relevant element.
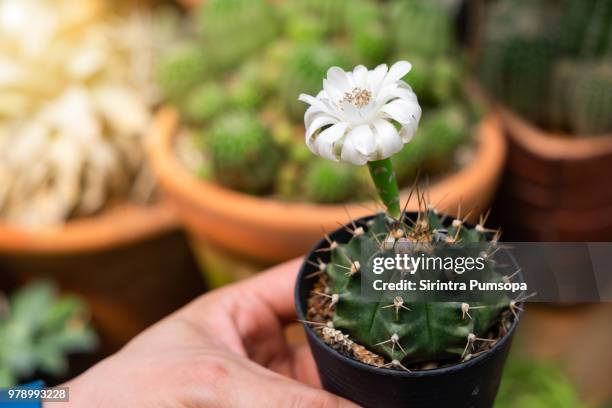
[147,107,507,284]
[0,202,206,355]
[495,108,612,241]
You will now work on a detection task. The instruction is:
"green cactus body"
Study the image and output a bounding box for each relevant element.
[183,82,227,125]
[322,211,509,365]
[285,0,347,37]
[303,160,365,204]
[284,10,327,44]
[390,0,455,59]
[228,62,266,110]
[206,112,280,194]
[280,46,347,120]
[480,36,556,126]
[576,0,612,59]
[570,62,612,135]
[421,106,469,171]
[345,0,390,66]
[195,0,277,71]
[558,0,597,57]
[156,42,209,102]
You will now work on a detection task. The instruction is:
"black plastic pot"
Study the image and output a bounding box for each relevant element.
[295,213,521,408]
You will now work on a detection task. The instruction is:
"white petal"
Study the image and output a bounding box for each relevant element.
[373,119,403,158]
[353,65,368,88]
[306,114,338,139]
[379,82,418,104]
[400,121,419,143]
[341,136,369,165]
[300,93,339,120]
[383,61,412,87]
[323,78,343,104]
[369,64,388,95]
[380,99,422,125]
[346,124,376,156]
[313,122,349,161]
[327,66,351,90]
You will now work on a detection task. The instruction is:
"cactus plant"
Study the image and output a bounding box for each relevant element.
[206,112,281,194]
[195,0,277,71]
[303,160,367,204]
[308,208,514,366]
[0,282,97,387]
[390,0,457,59]
[156,42,209,102]
[567,61,612,135]
[280,45,348,120]
[479,0,612,134]
[183,82,227,125]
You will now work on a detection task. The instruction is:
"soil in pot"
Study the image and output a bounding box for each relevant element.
[295,212,524,408]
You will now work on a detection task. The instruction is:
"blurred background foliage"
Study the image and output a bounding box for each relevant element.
[158,0,479,204]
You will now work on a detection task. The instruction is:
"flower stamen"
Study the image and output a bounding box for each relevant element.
[342,88,373,108]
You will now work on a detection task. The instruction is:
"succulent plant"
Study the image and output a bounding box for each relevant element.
[206,112,281,194]
[303,160,366,204]
[308,208,516,367]
[183,82,227,125]
[280,45,348,120]
[157,42,209,102]
[0,282,97,387]
[570,62,612,135]
[479,0,612,134]
[195,0,277,71]
[345,0,390,66]
[283,0,348,37]
[390,0,457,59]
[228,62,267,110]
[421,106,470,171]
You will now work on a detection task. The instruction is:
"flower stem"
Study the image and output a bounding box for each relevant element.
[367,159,400,219]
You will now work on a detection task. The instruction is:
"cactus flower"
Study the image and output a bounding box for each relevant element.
[299,61,421,166]
[299,61,421,217]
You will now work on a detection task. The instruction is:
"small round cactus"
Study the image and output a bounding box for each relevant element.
[195,0,277,71]
[156,42,209,102]
[280,45,348,120]
[303,160,365,204]
[183,82,227,125]
[228,62,266,110]
[206,112,281,194]
[309,209,515,366]
[390,0,455,59]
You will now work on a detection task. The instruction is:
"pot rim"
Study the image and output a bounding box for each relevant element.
[499,106,612,161]
[0,201,178,255]
[294,213,522,378]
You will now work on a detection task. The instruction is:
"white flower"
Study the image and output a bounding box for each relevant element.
[299,61,422,165]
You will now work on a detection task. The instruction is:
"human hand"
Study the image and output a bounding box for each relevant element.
[54,258,357,407]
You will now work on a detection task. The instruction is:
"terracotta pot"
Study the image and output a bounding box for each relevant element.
[0,202,206,355]
[495,108,612,241]
[148,107,506,269]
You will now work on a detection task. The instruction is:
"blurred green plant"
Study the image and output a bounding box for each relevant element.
[160,0,476,203]
[0,282,97,387]
[479,0,612,135]
[495,356,585,408]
